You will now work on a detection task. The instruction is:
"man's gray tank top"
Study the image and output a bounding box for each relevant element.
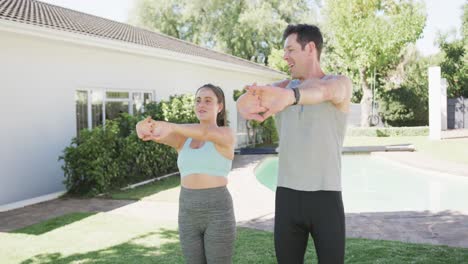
[275,77,348,191]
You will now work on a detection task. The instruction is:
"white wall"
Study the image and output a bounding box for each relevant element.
[0,29,282,207]
[347,103,362,127]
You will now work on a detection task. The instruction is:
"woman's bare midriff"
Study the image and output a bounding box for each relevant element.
[181,173,228,189]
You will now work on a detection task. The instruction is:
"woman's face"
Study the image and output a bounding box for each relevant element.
[195,87,222,123]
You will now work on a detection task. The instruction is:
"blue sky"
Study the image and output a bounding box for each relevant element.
[41,0,465,57]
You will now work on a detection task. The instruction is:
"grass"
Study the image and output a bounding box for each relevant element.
[4,136,467,263]
[234,228,468,264]
[344,136,468,165]
[107,175,180,200]
[12,212,96,235]
[346,126,429,137]
[4,215,468,264]
[245,142,278,148]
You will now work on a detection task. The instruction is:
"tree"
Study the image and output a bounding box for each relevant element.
[322,0,426,126]
[437,3,468,98]
[267,47,290,74]
[130,0,317,64]
[129,0,200,42]
[379,46,435,126]
[463,2,468,43]
[439,39,467,97]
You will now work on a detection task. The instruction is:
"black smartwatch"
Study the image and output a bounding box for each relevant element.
[292,87,301,105]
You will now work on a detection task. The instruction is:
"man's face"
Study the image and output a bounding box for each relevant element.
[283,33,314,80]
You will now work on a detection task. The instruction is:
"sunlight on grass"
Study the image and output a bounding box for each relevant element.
[5,226,468,264]
[1,214,178,264]
[109,175,180,200]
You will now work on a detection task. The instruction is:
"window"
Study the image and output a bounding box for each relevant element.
[105,101,129,120]
[106,91,129,99]
[75,89,155,135]
[91,90,104,129]
[132,92,153,115]
[75,90,88,135]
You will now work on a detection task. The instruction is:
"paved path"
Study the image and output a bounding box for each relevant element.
[442,129,468,139]
[0,198,135,232]
[372,151,468,177]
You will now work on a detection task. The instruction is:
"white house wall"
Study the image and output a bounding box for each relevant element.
[0,30,280,208]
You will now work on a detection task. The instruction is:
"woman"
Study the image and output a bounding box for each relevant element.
[136,84,236,264]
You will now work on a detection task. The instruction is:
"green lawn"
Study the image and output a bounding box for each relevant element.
[107,175,180,200]
[3,214,468,264]
[344,136,468,165]
[4,137,468,263]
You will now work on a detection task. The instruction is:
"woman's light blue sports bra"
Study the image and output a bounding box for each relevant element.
[177,138,232,177]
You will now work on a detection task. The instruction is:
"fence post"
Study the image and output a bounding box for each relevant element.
[428,67,441,140]
[441,78,448,131]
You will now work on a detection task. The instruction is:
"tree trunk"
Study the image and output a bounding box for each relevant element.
[360,67,372,127]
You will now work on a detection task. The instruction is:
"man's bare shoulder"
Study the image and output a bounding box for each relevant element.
[325,74,352,112]
[324,74,350,83]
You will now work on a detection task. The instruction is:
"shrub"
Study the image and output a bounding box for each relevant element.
[115,113,140,138]
[60,121,121,195]
[378,86,428,127]
[379,51,430,126]
[233,89,279,145]
[260,116,279,144]
[117,132,178,185]
[61,94,197,196]
[159,94,198,123]
[346,126,429,137]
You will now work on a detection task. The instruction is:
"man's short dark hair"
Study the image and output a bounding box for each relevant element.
[283,24,323,60]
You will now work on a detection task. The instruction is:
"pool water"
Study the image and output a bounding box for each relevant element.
[255,155,468,213]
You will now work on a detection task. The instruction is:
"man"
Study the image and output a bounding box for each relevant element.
[237,24,352,263]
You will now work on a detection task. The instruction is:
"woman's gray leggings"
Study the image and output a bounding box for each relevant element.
[178,186,236,264]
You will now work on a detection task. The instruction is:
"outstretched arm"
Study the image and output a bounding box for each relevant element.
[236,80,289,121]
[236,92,267,122]
[136,117,186,151]
[246,75,352,121]
[149,121,235,151]
[169,123,235,150]
[137,118,235,151]
[296,75,352,106]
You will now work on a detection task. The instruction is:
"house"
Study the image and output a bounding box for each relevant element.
[0,0,285,211]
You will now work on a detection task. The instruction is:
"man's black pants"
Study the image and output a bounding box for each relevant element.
[274,187,345,264]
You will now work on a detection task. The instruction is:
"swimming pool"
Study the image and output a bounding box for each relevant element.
[255,155,468,213]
